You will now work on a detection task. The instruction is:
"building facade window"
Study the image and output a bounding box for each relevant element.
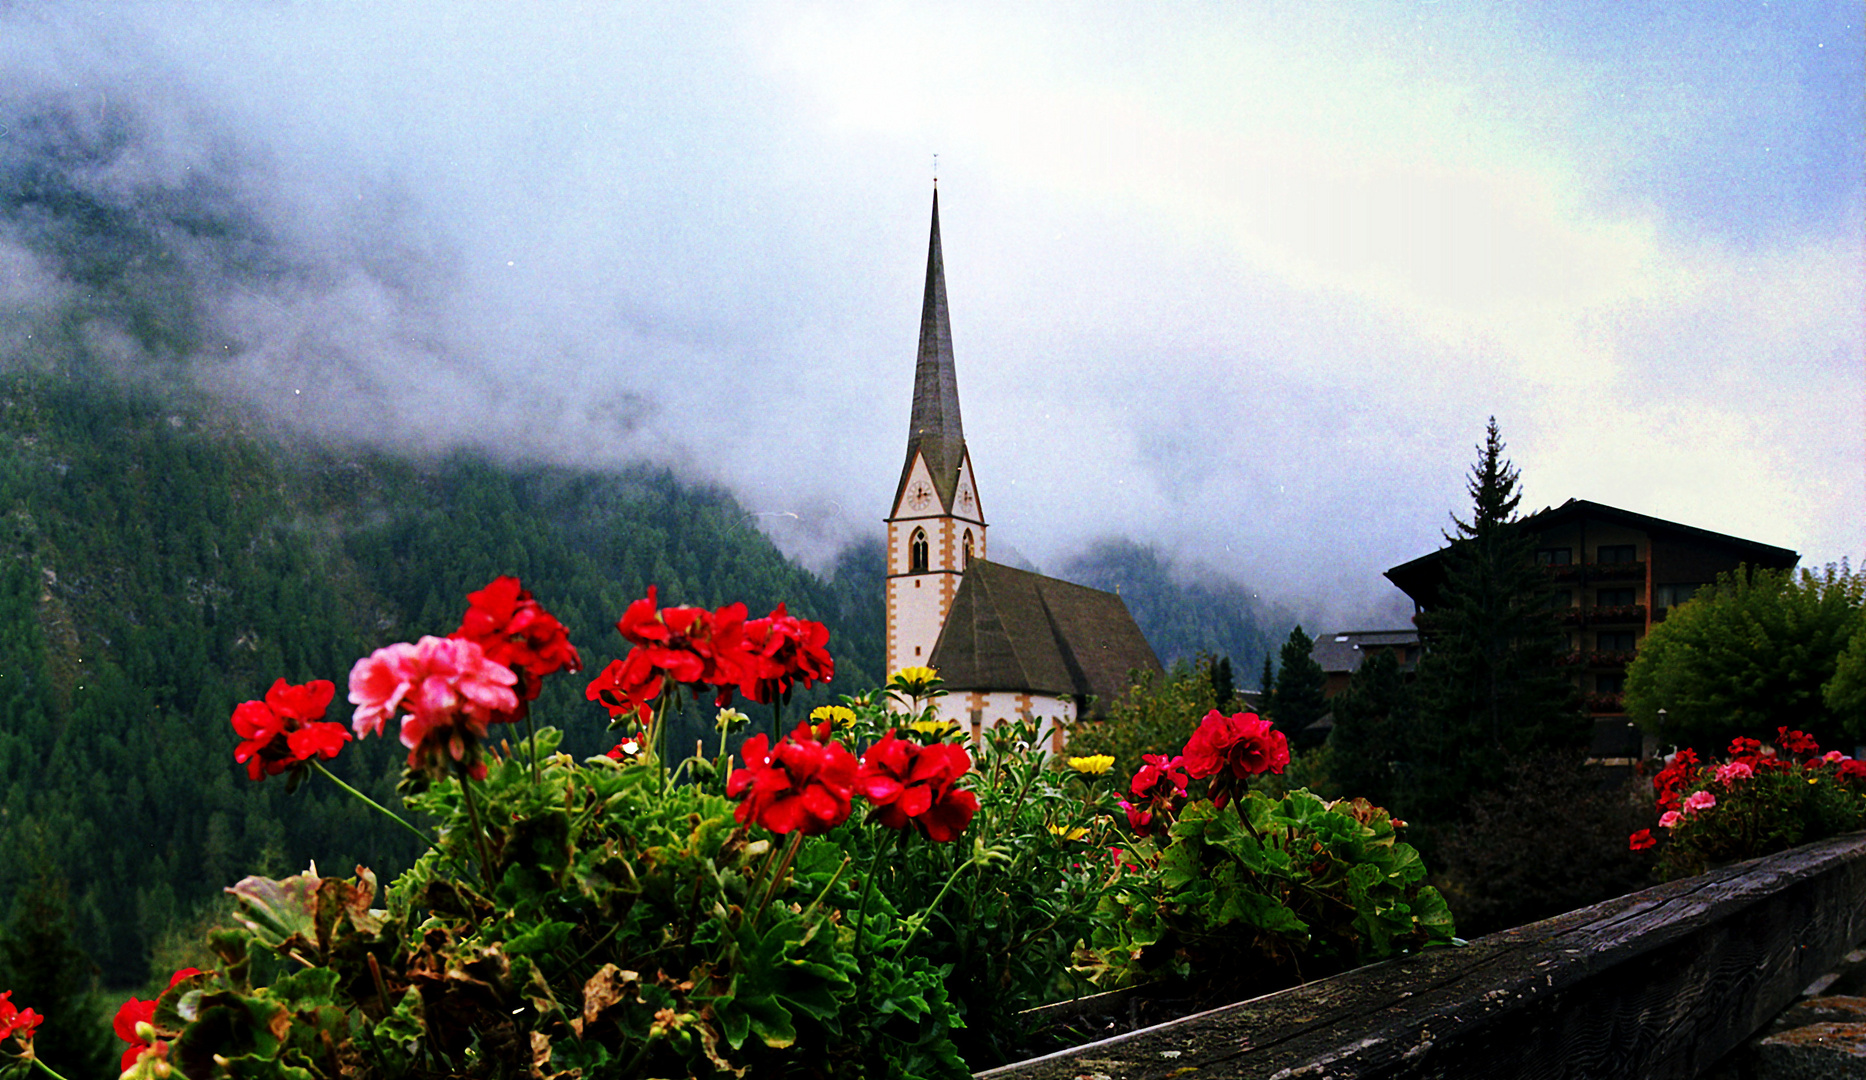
[1656,583,1702,609]
[910,528,929,573]
[962,529,974,567]
[1597,587,1638,607]
[1598,631,1637,652]
[1597,544,1638,564]
[1596,672,1626,694]
[1536,548,1573,565]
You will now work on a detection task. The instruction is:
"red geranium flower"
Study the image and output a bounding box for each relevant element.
[1628,828,1657,851]
[727,723,858,836]
[113,969,201,1074]
[588,588,749,725]
[737,604,834,705]
[1652,748,1701,812]
[1121,754,1190,838]
[856,731,979,842]
[1119,799,1156,838]
[1836,758,1866,782]
[230,678,351,781]
[1129,753,1190,800]
[1180,710,1289,808]
[453,576,581,705]
[1777,727,1822,758]
[349,637,518,776]
[0,990,42,1046]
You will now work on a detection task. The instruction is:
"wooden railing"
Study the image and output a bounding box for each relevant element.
[979,832,1866,1080]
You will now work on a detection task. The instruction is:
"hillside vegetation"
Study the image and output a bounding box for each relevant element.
[0,368,884,985]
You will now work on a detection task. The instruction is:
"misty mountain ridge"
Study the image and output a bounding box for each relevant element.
[0,66,1303,668]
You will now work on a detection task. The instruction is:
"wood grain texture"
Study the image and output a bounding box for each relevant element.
[980,832,1866,1080]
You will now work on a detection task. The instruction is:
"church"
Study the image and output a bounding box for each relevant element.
[883,189,1162,749]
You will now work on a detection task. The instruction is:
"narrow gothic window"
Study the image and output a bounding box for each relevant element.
[963,530,974,568]
[910,528,929,573]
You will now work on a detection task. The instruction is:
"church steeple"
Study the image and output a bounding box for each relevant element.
[897,189,968,511]
[885,187,986,677]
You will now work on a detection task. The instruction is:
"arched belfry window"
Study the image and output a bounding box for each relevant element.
[962,530,974,568]
[910,528,929,573]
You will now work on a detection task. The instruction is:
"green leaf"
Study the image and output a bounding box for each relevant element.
[227,873,321,950]
[505,919,575,957]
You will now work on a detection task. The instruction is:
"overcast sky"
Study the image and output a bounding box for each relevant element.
[2,2,1860,628]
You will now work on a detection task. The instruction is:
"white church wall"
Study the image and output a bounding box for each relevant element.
[886,574,951,674]
[935,690,1076,756]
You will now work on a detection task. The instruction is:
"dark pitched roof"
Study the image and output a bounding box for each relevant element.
[929,560,1162,716]
[1386,498,1800,607]
[893,188,969,512]
[1310,629,1419,676]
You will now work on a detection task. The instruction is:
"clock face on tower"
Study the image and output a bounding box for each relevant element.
[908,482,933,511]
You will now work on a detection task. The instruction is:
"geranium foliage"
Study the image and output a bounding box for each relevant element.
[1,582,1464,1080]
[1080,709,1454,1000]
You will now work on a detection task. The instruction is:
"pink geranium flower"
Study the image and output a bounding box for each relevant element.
[1659,810,1684,829]
[349,636,518,774]
[1715,761,1754,785]
[1681,790,1717,814]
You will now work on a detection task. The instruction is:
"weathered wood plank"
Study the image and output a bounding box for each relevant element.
[980,832,1866,1080]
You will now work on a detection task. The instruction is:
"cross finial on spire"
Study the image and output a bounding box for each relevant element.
[932,153,938,183]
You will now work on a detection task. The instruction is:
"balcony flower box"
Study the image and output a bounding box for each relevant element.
[1586,649,1638,668]
[1587,604,1646,624]
[1586,691,1627,713]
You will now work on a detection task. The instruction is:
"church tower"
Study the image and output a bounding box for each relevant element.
[885,188,986,676]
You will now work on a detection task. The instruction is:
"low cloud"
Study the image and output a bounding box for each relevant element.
[0,3,1856,632]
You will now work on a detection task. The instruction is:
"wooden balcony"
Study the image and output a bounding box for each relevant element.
[1545,560,1646,582]
[1559,604,1646,626]
[982,833,1866,1080]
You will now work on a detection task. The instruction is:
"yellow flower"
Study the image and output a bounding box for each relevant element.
[889,665,943,695]
[909,718,957,736]
[809,705,856,729]
[1809,777,1820,785]
[1047,824,1090,841]
[715,708,750,730]
[1067,754,1116,775]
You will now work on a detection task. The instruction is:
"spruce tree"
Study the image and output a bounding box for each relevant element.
[1209,655,1236,711]
[1328,649,1410,809]
[0,870,111,1080]
[1273,626,1328,747]
[1399,419,1583,828]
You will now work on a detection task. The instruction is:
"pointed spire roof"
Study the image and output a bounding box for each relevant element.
[895,188,969,512]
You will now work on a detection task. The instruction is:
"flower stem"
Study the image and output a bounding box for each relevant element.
[456,770,498,888]
[311,760,431,846]
[753,831,807,928]
[802,856,851,922]
[30,1058,74,1080]
[891,848,981,963]
[652,685,677,792]
[524,706,541,786]
[851,842,886,957]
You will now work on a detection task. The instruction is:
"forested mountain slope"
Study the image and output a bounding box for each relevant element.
[1062,538,1293,681]
[0,369,883,984]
